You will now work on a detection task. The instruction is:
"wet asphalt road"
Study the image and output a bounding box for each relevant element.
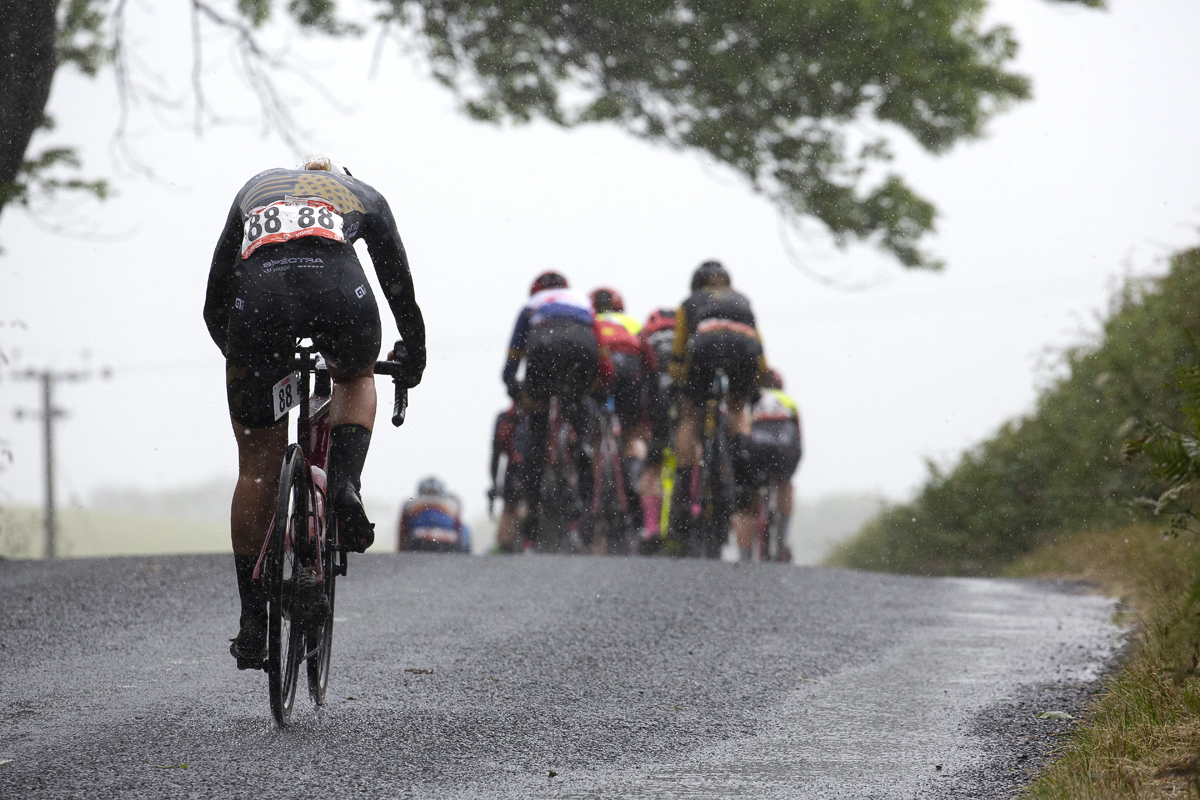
[0,553,1120,799]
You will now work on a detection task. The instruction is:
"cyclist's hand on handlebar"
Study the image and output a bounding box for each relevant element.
[387,342,423,389]
[505,379,522,401]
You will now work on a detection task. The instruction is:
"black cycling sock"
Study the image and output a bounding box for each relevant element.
[234,554,266,619]
[328,423,372,492]
[668,467,694,536]
[730,433,756,510]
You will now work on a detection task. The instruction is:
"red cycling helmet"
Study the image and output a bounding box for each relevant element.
[644,307,676,333]
[763,368,784,391]
[530,271,569,295]
[589,287,625,314]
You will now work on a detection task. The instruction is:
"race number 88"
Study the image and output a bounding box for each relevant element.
[277,382,293,413]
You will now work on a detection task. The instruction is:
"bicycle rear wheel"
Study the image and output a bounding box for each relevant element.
[268,444,307,726]
[307,530,336,704]
[699,421,734,560]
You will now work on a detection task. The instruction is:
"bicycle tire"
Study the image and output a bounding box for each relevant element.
[539,461,575,553]
[699,414,734,560]
[267,444,307,726]
[307,514,336,704]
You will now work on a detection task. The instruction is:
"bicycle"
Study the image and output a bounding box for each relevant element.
[691,368,735,559]
[585,395,634,555]
[528,395,589,553]
[256,338,409,726]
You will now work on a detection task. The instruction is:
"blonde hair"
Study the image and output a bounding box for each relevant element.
[301,155,333,171]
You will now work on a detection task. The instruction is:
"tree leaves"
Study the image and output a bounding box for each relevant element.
[371,0,1067,268]
[7,0,1104,259]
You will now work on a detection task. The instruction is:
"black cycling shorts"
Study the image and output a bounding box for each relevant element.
[501,462,524,506]
[224,265,381,428]
[748,420,802,484]
[524,322,598,405]
[683,331,761,405]
[609,352,644,433]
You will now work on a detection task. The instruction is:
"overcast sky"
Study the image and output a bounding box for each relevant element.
[2,0,1198,528]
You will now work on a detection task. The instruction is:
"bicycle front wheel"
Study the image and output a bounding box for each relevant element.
[267,444,307,726]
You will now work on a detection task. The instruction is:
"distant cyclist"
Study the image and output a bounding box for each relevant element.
[637,307,677,550]
[747,368,802,561]
[488,403,527,553]
[204,155,425,669]
[590,287,650,535]
[399,477,470,553]
[666,260,767,557]
[502,271,611,545]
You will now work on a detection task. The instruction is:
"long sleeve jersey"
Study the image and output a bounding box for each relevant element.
[203,167,426,381]
[502,288,612,387]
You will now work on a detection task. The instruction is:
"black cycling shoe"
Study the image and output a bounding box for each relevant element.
[333,484,375,553]
[229,613,267,670]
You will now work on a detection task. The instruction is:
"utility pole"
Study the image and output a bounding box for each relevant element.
[13,366,107,559]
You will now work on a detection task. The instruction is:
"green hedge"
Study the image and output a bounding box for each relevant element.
[828,247,1200,575]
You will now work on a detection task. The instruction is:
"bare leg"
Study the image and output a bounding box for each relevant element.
[733,509,756,556]
[328,371,376,430]
[728,400,751,436]
[674,399,702,468]
[776,480,794,516]
[729,401,753,558]
[497,505,518,550]
[231,419,288,555]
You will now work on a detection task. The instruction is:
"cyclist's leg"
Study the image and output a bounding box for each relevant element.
[495,463,522,552]
[315,276,382,552]
[521,406,549,544]
[558,325,599,496]
[230,418,288,664]
[611,355,645,535]
[520,328,558,544]
[224,285,295,666]
[666,397,702,545]
[638,453,664,542]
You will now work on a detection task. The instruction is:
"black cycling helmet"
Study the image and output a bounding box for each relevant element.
[589,287,624,314]
[418,476,446,496]
[531,271,569,295]
[691,260,730,292]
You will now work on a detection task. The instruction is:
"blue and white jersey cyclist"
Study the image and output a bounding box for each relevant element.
[204,156,426,671]
[399,477,471,553]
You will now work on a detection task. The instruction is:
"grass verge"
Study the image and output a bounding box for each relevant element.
[1003,524,1200,798]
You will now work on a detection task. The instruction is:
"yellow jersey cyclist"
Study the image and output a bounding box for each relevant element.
[666,260,768,554]
[204,156,425,669]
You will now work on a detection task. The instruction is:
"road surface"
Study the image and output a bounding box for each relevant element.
[0,553,1120,798]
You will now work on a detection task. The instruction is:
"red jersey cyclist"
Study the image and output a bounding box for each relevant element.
[590,287,651,545]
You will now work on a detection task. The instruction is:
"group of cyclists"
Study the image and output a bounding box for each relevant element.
[203,156,801,674]
[488,262,802,561]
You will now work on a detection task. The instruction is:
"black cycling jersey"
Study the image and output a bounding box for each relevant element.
[670,286,766,390]
[677,287,757,337]
[203,167,426,383]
